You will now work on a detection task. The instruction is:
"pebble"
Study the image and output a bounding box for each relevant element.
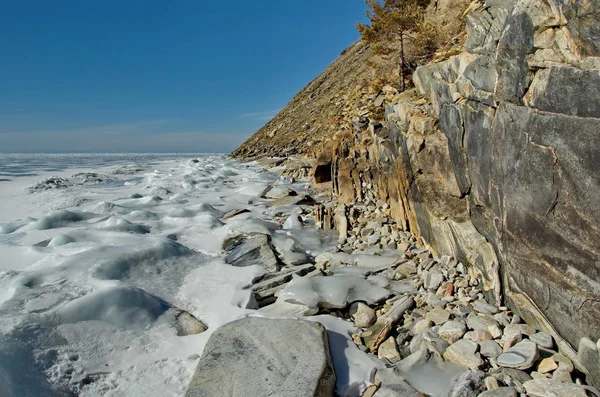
[479,387,518,397]
[538,357,558,374]
[425,306,450,325]
[551,353,574,372]
[397,241,411,252]
[494,312,511,327]
[467,313,502,338]
[480,340,503,358]
[471,329,494,342]
[552,369,572,383]
[502,325,524,351]
[378,336,401,364]
[350,302,377,328]
[439,321,467,344]
[473,300,499,314]
[443,339,483,369]
[413,319,433,334]
[425,336,449,357]
[496,368,533,384]
[360,228,374,237]
[497,340,539,370]
[424,270,445,290]
[485,376,499,390]
[531,371,549,379]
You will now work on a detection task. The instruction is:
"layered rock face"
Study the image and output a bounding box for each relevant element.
[327,0,600,380]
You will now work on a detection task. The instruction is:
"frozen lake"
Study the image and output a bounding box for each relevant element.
[0,153,380,396]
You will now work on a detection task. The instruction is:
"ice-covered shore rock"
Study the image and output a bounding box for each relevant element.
[222,232,280,272]
[184,317,336,397]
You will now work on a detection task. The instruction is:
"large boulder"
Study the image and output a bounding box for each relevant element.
[184,317,336,397]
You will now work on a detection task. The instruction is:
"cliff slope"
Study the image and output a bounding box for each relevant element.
[232,41,377,160]
[233,0,600,387]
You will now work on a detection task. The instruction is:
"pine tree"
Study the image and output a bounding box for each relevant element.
[357,0,434,91]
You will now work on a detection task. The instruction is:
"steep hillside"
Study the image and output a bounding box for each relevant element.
[232,41,378,160]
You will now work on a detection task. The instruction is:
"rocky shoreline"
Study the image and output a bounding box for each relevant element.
[184,159,598,397]
[230,0,600,389]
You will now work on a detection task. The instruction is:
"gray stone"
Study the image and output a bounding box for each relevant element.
[479,340,502,358]
[578,337,600,390]
[466,312,500,335]
[426,306,451,325]
[497,340,539,370]
[395,346,429,372]
[184,317,335,397]
[443,339,484,370]
[529,332,554,349]
[472,300,499,314]
[494,368,533,385]
[479,387,518,397]
[424,270,445,290]
[490,102,600,352]
[551,353,574,372]
[526,66,600,117]
[551,369,572,383]
[372,385,421,397]
[439,321,467,344]
[251,263,315,293]
[413,319,433,334]
[447,370,486,397]
[223,233,279,272]
[425,334,449,357]
[523,379,588,397]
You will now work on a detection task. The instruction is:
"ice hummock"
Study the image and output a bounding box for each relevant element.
[276,274,391,309]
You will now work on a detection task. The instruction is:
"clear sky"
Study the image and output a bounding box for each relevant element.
[0,1,368,153]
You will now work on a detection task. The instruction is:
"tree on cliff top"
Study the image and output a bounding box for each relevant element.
[357,0,435,91]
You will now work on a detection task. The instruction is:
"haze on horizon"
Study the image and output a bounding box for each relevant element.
[0,1,367,153]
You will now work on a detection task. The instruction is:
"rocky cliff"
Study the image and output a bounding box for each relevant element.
[233,0,600,386]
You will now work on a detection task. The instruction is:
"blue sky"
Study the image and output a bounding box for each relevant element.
[0,1,367,153]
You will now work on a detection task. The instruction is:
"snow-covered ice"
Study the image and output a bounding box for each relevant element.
[0,153,379,396]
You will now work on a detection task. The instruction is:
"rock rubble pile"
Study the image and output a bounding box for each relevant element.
[189,174,597,397]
